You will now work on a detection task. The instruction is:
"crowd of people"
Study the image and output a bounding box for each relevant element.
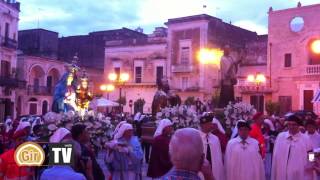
[1,109,320,180]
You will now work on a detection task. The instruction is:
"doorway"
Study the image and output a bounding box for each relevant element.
[304,90,314,111]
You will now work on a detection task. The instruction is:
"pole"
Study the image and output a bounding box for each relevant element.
[107,93,109,100]
[119,86,122,112]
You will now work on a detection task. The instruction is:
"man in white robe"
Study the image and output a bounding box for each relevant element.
[305,120,320,149]
[199,113,225,180]
[225,120,265,180]
[271,115,313,180]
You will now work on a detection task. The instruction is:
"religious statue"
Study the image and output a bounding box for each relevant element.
[219,45,245,108]
[52,54,93,114]
[151,78,170,117]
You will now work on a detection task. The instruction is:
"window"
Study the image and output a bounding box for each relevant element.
[1,61,11,77]
[279,96,292,115]
[182,77,188,90]
[180,47,190,64]
[284,53,292,67]
[135,66,142,83]
[5,23,9,38]
[47,76,53,93]
[156,66,164,85]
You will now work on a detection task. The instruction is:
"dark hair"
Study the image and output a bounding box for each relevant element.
[71,124,87,140]
[305,120,317,127]
[33,124,42,134]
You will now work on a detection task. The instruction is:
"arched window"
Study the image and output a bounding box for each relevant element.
[42,101,48,115]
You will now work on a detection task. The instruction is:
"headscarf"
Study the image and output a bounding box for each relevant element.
[50,128,71,143]
[5,117,12,133]
[154,119,173,137]
[212,118,226,134]
[264,119,275,131]
[113,123,133,140]
[112,121,127,137]
[14,122,31,133]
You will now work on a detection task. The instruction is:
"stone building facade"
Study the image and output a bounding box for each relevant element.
[0,0,22,120]
[268,3,320,114]
[104,28,167,113]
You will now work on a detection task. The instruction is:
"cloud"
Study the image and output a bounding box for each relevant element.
[18,0,320,36]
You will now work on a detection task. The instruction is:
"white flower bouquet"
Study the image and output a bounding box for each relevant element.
[157,105,199,129]
[224,102,257,127]
[43,111,115,148]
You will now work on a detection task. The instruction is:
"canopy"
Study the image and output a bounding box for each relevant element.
[90,97,119,109]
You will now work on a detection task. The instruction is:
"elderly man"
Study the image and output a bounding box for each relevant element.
[225,120,265,180]
[199,113,224,180]
[163,128,214,180]
[271,115,313,180]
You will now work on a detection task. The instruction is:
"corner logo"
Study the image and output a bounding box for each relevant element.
[14,142,45,166]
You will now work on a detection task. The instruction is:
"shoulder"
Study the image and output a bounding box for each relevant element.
[247,137,259,145]
[276,132,288,139]
[227,138,238,146]
[209,133,220,142]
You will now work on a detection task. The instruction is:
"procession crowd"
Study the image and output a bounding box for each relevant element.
[0,109,320,180]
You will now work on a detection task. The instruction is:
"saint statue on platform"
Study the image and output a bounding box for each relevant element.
[219,45,245,108]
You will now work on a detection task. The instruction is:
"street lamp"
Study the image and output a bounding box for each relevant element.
[311,39,320,54]
[197,48,224,66]
[108,72,129,112]
[246,73,266,112]
[100,84,115,99]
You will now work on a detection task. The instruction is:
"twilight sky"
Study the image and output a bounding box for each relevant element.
[19,0,320,37]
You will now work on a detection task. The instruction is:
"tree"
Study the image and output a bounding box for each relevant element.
[184,96,195,106]
[265,100,280,116]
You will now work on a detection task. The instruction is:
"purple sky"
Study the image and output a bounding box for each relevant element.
[19,0,320,36]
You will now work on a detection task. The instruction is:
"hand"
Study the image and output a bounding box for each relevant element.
[200,160,214,180]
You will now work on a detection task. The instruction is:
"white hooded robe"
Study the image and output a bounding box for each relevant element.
[199,131,225,180]
[225,136,265,180]
[271,131,313,180]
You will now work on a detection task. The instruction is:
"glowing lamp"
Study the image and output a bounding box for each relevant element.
[311,39,320,54]
[256,74,266,83]
[120,73,129,82]
[108,73,117,81]
[106,84,115,92]
[247,74,255,82]
[100,84,107,91]
[198,48,224,65]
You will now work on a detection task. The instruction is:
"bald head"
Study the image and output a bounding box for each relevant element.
[169,128,204,172]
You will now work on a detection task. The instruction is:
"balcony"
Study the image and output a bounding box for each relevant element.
[171,64,194,73]
[123,82,157,88]
[1,36,18,49]
[0,76,26,88]
[236,78,273,94]
[305,65,320,75]
[27,85,54,96]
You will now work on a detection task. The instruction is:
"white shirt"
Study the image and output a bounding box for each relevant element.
[306,132,320,149]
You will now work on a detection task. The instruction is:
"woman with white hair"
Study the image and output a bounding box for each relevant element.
[147,119,174,178]
[105,122,143,180]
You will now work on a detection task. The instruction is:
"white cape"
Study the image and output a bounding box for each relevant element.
[199,131,225,180]
[225,137,265,180]
[271,131,313,180]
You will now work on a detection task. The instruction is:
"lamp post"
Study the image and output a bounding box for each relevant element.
[247,73,266,112]
[100,84,115,99]
[108,72,129,112]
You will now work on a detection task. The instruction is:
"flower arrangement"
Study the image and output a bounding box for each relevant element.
[43,111,114,149]
[156,105,199,129]
[224,102,257,127]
